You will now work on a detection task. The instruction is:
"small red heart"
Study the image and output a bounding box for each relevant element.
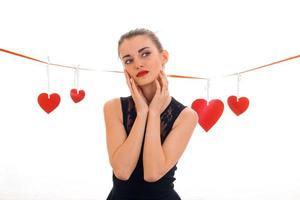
[38,93,60,114]
[70,88,85,103]
[227,95,249,116]
[191,99,224,132]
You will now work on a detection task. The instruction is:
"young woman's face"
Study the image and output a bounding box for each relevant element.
[118,35,168,86]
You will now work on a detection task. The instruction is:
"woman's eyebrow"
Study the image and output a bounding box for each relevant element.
[122,47,150,59]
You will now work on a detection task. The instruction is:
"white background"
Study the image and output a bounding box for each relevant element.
[1,0,300,199]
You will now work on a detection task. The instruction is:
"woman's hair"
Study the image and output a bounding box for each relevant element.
[118,28,163,57]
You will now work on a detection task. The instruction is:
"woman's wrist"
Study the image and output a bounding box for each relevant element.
[137,110,148,118]
[148,109,160,117]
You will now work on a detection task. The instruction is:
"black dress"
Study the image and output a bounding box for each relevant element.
[106,95,187,200]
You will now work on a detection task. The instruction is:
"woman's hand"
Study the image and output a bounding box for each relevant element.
[124,69,149,115]
[149,70,170,115]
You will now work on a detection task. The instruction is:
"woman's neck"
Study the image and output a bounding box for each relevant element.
[140,81,172,111]
[140,81,156,104]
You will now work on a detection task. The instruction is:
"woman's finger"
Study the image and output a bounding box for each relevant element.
[157,73,164,94]
[136,84,143,95]
[131,78,145,98]
[160,71,168,91]
[157,72,163,88]
[159,72,165,91]
[155,79,161,95]
[124,70,134,95]
[130,78,138,95]
[160,72,169,100]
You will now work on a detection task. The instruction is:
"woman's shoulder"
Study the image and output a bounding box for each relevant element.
[104,97,120,108]
[179,106,198,120]
[173,106,198,129]
[172,97,197,115]
[104,95,131,106]
[103,95,134,114]
[103,97,124,123]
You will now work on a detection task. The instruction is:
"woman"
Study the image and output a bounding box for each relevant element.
[103,28,198,200]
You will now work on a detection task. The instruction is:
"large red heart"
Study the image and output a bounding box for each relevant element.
[38,93,60,114]
[227,95,249,116]
[191,99,224,132]
[70,88,85,103]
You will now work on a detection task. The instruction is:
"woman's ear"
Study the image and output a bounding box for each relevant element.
[161,50,169,65]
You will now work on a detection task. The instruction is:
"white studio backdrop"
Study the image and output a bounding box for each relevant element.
[1,0,300,199]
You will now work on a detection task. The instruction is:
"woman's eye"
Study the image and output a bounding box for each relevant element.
[124,52,150,65]
[142,52,150,57]
[125,59,132,64]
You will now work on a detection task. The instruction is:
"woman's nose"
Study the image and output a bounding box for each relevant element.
[135,65,141,69]
[134,59,143,69]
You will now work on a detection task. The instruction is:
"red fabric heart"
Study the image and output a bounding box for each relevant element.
[227,95,249,116]
[191,99,224,132]
[38,93,60,114]
[70,88,85,103]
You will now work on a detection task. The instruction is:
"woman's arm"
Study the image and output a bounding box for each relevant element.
[104,98,148,180]
[143,108,198,182]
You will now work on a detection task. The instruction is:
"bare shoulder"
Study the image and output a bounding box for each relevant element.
[173,107,199,129]
[103,97,123,123]
[103,97,128,167]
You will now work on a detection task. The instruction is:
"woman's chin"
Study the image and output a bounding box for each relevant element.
[137,79,155,87]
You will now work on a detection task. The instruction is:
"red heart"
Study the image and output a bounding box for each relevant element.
[191,99,224,132]
[70,88,85,103]
[227,95,249,116]
[38,93,60,114]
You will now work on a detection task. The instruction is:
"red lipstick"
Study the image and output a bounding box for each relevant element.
[136,70,149,77]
